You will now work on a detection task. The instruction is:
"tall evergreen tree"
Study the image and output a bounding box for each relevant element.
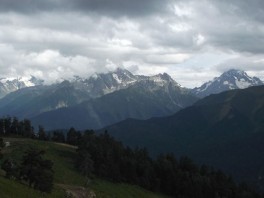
[20,119,34,138]
[38,125,47,140]
[11,117,19,135]
[0,137,4,160]
[20,148,54,193]
[51,130,65,143]
[66,127,80,145]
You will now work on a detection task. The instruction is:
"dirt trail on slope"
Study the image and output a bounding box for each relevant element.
[57,184,96,198]
[53,142,77,149]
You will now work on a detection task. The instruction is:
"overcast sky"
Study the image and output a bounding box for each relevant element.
[0,0,264,88]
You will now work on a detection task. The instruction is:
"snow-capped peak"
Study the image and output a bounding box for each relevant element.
[221,69,250,80]
[0,76,43,87]
[148,73,181,88]
[220,69,262,89]
[0,76,44,98]
[111,68,137,84]
[192,69,264,98]
[67,68,141,98]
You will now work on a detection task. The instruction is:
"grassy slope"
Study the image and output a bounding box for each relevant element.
[0,138,167,198]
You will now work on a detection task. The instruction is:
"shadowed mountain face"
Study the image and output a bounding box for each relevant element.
[102,85,264,189]
[31,77,197,130]
[0,82,92,118]
[192,69,263,98]
[0,69,141,118]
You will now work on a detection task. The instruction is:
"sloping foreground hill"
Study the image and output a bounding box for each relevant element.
[0,138,167,198]
[102,85,264,190]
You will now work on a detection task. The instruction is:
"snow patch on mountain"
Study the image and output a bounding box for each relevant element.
[112,73,122,84]
[55,101,68,109]
[235,79,251,89]
[91,73,99,80]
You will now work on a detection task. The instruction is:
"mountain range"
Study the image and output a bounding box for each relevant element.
[0,68,262,130]
[0,69,196,129]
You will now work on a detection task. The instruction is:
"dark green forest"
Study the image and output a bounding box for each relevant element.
[75,130,261,198]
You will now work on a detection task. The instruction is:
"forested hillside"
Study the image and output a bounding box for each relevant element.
[0,118,262,197]
[102,85,264,190]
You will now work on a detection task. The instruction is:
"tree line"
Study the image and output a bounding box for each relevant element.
[0,116,78,143]
[0,117,34,137]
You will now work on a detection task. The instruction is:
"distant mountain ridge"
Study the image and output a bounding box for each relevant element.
[0,68,263,129]
[0,68,142,100]
[192,69,263,98]
[1,68,263,100]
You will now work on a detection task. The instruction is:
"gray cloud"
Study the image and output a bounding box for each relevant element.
[194,0,264,54]
[0,0,61,13]
[0,0,172,17]
[73,0,172,17]
[0,0,263,87]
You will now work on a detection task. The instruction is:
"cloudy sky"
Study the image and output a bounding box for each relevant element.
[0,0,264,87]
